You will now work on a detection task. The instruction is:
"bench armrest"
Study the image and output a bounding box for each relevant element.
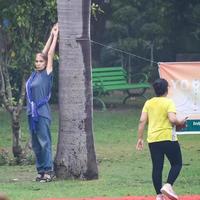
[93,80,105,96]
[128,72,149,83]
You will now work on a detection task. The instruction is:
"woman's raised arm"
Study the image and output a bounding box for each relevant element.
[46,23,59,74]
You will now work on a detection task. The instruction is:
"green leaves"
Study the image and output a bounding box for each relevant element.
[95,0,200,74]
[91,3,104,20]
[0,0,57,102]
[112,6,138,24]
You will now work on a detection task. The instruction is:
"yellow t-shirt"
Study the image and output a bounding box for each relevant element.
[142,97,177,143]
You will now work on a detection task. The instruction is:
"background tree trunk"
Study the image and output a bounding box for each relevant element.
[11,111,22,158]
[54,0,98,180]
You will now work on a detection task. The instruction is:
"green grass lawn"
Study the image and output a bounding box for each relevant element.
[0,97,200,200]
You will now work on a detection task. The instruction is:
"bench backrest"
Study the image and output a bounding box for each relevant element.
[92,67,128,87]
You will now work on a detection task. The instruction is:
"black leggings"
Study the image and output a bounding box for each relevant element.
[148,141,182,194]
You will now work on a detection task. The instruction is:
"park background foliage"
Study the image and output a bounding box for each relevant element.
[1,0,200,104]
[0,1,200,198]
[0,0,200,170]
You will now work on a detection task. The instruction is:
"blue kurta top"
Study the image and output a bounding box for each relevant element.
[26,69,53,121]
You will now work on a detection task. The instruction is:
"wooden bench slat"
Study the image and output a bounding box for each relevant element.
[92,66,123,72]
[92,71,125,78]
[93,76,125,82]
[104,83,150,91]
[93,80,127,86]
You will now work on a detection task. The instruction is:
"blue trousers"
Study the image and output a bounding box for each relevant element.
[28,115,53,174]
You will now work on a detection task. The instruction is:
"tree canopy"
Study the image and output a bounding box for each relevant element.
[91,0,200,76]
[1,0,200,101]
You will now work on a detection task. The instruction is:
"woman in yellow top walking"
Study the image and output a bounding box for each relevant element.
[136,78,187,200]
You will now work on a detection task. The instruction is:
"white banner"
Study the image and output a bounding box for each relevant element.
[159,62,200,134]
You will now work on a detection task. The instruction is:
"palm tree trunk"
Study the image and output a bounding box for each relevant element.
[54,0,98,180]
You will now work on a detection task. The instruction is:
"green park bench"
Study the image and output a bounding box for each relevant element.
[92,66,151,110]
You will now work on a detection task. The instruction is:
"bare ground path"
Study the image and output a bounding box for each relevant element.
[41,195,200,200]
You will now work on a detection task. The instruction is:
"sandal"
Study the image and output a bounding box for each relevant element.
[39,173,55,183]
[35,173,44,182]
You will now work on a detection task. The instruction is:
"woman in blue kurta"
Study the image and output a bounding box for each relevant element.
[26,23,58,182]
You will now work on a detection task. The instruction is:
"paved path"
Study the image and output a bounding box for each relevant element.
[40,195,200,200]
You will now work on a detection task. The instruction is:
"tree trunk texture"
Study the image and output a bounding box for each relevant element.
[11,110,23,158]
[55,0,98,180]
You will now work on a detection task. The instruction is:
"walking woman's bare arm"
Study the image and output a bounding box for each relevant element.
[168,112,188,126]
[136,112,148,150]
